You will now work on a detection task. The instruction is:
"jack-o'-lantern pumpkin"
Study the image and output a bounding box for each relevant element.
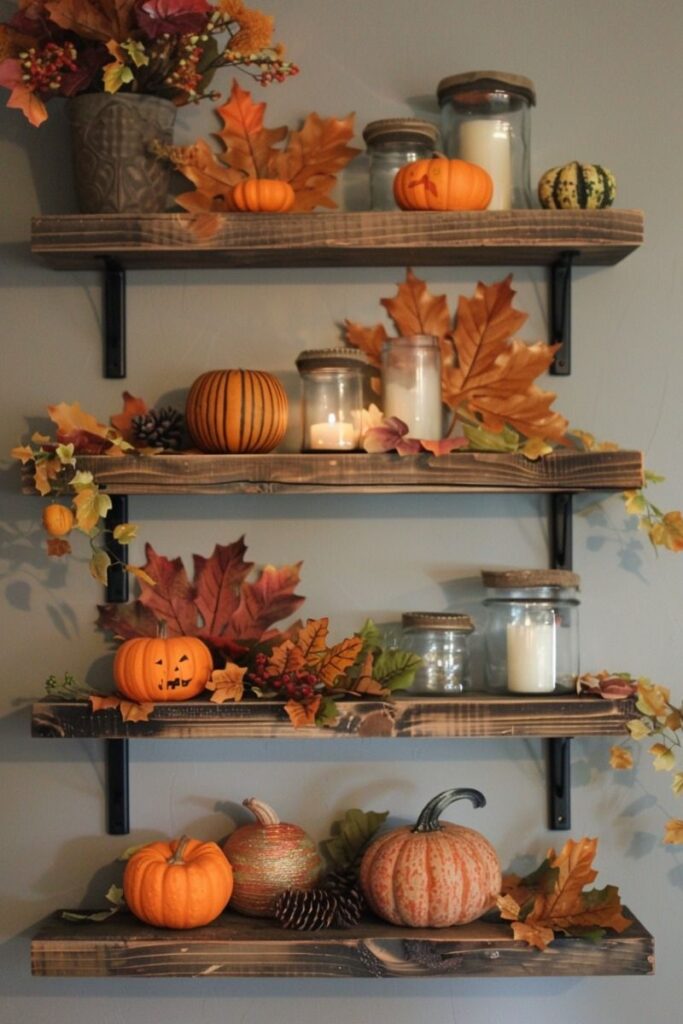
[113,635,213,703]
[359,787,501,928]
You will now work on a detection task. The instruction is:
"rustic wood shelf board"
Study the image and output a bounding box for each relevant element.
[31,210,644,270]
[31,909,653,978]
[31,695,635,740]
[24,450,643,496]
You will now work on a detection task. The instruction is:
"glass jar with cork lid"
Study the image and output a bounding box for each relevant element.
[436,71,536,210]
[362,118,440,211]
[295,348,368,452]
[482,569,580,695]
[400,612,475,695]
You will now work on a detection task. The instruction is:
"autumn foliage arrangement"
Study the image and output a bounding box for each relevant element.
[0,0,296,127]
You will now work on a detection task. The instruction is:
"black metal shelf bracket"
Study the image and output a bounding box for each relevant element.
[104,260,126,379]
[547,490,574,830]
[104,494,130,834]
[549,251,578,377]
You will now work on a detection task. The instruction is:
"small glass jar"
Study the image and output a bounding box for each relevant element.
[381,335,442,440]
[362,118,439,210]
[295,348,367,452]
[437,71,536,210]
[482,569,580,695]
[401,612,474,694]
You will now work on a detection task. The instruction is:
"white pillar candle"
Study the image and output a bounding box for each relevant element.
[383,381,442,440]
[459,119,512,211]
[309,416,357,450]
[506,619,556,693]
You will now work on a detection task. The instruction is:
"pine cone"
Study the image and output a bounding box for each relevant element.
[132,407,184,451]
[323,871,366,928]
[274,888,339,931]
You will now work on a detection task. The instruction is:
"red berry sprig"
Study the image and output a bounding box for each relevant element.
[246,652,321,704]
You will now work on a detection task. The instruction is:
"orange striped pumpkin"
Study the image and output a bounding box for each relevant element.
[185,369,288,454]
[359,788,501,928]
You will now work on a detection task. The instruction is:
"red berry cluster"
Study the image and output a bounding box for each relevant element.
[246,652,320,703]
[21,42,77,94]
[164,36,205,100]
[256,61,299,86]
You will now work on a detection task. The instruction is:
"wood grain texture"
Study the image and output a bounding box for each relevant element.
[22,450,644,496]
[31,909,653,977]
[31,695,636,740]
[30,209,644,270]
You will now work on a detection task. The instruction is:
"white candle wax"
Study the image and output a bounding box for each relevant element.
[506,620,556,693]
[383,380,442,440]
[459,119,512,211]
[309,417,357,450]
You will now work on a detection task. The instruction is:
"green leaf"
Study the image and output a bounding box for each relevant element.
[61,907,120,923]
[565,925,607,943]
[44,672,92,700]
[121,39,148,68]
[315,694,340,728]
[321,808,388,873]
[113,522,138,545]
[117,845,146,862]
[463,422,521,452]
[372,649,423,691]
[644,470,666,485]
[519,856,559,895]
[356,618,382,653]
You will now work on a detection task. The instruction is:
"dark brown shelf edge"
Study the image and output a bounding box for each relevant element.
[22,450,644,496]
[32,695,636,740]
[30,209,644,270]
[31,908,653,978]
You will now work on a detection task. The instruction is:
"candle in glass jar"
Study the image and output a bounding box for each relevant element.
[459,119,512,210]
[309,415,357,450]
[506,618,556,693]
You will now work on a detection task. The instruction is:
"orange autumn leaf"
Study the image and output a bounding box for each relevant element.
[47,537,72,557]
[351,651,390,697]
[294,617,330,662]
[318,636,364,687]
[663,819,683,845]
[610,745,634,770]
[266,639,306,677]
[381,269,452,343]
[343,321,389,370]
[170,82,359,213]
[110,391,148,444]
[648,510,683,552]
[285,695,322,728]
[119,700,154,722]
[206,664,247,704]
[89,695,123,712]
[497,837,631,951]
[45,0,137,43]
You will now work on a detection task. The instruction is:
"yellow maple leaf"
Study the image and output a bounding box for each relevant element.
[89,548,111,586]
[284,695,322,728]
[649,743,675,772]
[125,564,156,587]
[521,437,554,461]
[610,746,634,770]
[113,523,138,545]
[206,664,247,703]
[626,718,652,740]
[636,679,671,719]
[74,486,112,534]
[649,511,683,552]
[663,819,683,845]
[671,772,683,796]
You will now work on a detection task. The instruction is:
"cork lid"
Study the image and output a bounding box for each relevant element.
[402,612,475,633]
[481,569,580,590]
[437,71,536,107]
[295,348,369,372]
[362,118,440,147]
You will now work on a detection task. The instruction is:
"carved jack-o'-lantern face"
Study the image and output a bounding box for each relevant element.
[113,636,213,703]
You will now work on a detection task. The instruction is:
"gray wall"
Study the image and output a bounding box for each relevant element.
[2,0,681,1020]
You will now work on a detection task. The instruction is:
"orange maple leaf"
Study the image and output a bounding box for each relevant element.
[269,111,360,211]
[351,652,390,697]
[215,80,288,182]
[45,0,137,42]
[285,695,322,728]
[206,664,247,703]
[266,639,306,677]
[294,618,330,662]
[89,695,122,712]
[318,636,364,687]
[110,391,148,445]
[119,700,154,722]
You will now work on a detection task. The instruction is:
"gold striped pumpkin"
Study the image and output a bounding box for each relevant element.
[186,369,288,454]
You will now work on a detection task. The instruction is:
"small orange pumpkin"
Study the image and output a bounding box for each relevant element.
[359,787,501,928]
[230,178,295,213]
[222,798,322,917]
[123,834,233,929]
[393,157,493,211]
[113,635,213,703]
[42,503,74,537]
[185,369,288,454]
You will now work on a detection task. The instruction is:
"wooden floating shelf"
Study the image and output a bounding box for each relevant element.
[24,450,644,496]
[32,909,653,978]
[31,695,635,740]
[30,209,644,271]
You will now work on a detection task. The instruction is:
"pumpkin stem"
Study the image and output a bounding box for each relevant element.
[167,834,191,865]
[412,788,486,833]
[156,620,168,639]
[243,797,280,826]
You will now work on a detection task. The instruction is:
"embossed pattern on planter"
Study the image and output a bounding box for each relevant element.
[69,93,176,214]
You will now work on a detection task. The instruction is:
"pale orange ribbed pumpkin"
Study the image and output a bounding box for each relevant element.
[359,788,501,928]
[222,798,322,917]
[185,369,288,454]
[123,835,233,929]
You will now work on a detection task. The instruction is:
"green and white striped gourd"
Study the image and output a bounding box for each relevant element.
[538,161,616,209]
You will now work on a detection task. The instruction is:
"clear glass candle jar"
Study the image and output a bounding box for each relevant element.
[437,71,536,210]
[401,612,474,694]
[482,569,580,694]
[295,348,368,452]
[381,335,442,440]
[362,118,439,211]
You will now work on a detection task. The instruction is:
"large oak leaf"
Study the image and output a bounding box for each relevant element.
[46,0,137,42]
[268,111,360,211]
[215,80,287,182]
[137,544,198,636]
[192,537,254,637]
[230,562,305,641]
